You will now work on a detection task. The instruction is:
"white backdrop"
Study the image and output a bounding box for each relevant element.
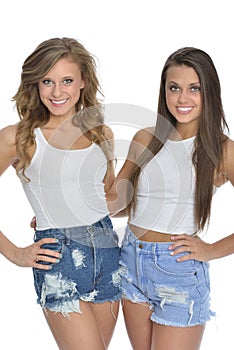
[0,0,233,349]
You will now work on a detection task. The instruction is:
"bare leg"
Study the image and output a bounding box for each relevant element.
[91,301,120,348]
[122,300,153,350]
[151,323,205,350]
[44,300,106,350]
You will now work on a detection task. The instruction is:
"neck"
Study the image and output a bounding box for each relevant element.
[174,124,198,140]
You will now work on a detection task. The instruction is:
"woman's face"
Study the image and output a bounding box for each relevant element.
[38,58,85,120]
[165,64,202,134]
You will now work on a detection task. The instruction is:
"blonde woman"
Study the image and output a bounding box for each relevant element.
[0,37,121,350]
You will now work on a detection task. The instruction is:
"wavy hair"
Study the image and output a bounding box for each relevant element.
[128,47,229,231]
[13,37,113,179]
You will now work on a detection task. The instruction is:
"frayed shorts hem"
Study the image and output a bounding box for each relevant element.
[150,315,210,328]
[122,296,214,328]
[41,293,122,318]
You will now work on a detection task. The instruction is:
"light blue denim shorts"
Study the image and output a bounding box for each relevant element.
[33,216,121,316]
[120,226,215,327]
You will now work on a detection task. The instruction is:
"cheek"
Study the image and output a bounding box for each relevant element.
[38,85,47,100]
[72,87,82,103]
[165,92,176,111]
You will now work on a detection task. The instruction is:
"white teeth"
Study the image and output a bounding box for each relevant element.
[51,99,66,105]
[177,107,192,112]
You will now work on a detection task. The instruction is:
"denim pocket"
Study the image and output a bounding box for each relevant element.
[154,253,198,278]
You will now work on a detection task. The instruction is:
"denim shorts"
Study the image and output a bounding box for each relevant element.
[120,226,215,327]
[33,216,121,316]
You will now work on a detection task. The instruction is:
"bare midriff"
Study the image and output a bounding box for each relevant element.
[128,223,172,242]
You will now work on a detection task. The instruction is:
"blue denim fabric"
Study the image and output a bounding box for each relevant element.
[33,216,121,315]
[120,226,215,327]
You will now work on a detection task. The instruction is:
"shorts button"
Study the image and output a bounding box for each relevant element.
[139,243,143,249]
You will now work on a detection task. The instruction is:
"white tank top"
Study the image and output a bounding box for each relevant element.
[129,137,198,234]
[20,128,109,230]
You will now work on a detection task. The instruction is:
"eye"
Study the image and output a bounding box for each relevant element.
[169,84,180,92]
[190,86,201,92]
[41,79,53,86]
[63,78,73,85]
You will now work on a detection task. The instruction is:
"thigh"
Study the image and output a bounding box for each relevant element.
[151,323,205,350]
[44,301,105,350]
[122,300,153,350]
[91,301,120,348]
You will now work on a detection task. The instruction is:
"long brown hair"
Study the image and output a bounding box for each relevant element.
[13,37,113,179]
[128,47,229,231]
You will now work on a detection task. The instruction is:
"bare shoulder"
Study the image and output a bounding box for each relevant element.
[0,124,18,174]
[223,137,234,159]
[125,127,154,161]
[0,124,18,145]
[225,137,234,150]
[103,125,114,140]
[132,127,155,147]
[222,137,234,184]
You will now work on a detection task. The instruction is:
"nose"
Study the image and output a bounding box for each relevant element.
[51,83,63,97]
[178,89,189,103]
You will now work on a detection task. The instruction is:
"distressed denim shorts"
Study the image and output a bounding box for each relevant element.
[33,216,121,316]
[120,226,215,327]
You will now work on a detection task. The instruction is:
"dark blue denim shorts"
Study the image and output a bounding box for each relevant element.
[33,216,121,315]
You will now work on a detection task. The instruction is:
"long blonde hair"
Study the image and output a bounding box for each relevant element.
[13,37,113,179]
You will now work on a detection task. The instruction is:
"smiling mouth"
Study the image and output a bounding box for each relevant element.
[50,99,67,105]
[177,107,193,113]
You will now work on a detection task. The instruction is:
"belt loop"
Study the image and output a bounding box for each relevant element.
[65,228,71,245]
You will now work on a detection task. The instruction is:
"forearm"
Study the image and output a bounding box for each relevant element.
[110,208,128,218]
[0,229,62,269]
[209,233,234,260]
[0,230,19,265]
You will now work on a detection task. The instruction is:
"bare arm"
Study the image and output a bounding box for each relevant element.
[102,125,116,193]
[0,230,61,268]
[0,125,60,269]
[107,127,154,217]
[169,138,234,262]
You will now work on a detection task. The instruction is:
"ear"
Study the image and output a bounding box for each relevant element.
[80,79,85,89]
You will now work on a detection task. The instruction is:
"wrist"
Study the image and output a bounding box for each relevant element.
[207,243,217,261]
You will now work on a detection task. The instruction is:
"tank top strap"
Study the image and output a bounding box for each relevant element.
[34,128,48,145]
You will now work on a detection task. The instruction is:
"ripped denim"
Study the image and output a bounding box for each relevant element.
[120,226,215,327]
[33,216,122,317]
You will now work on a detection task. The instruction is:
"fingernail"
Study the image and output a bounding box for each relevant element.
[55,259,60,263]
[59,253,62,258]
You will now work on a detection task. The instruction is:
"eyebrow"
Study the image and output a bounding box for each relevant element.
[167,81,200,86]
[41,75,74,81]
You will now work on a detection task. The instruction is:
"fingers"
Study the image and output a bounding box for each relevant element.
[33,257,60,270]
[33,252,61,270]
[170,234,190,242]
[33,262,54,270]
[169,234,195,251]
[168,234,201,261]
[36,237,59,245]
[174,253,194,262]
[33,238,62,269]
[30,216,36,229]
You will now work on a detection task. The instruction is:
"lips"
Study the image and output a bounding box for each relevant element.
[176,107,193,113]
[50,99,67,106]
